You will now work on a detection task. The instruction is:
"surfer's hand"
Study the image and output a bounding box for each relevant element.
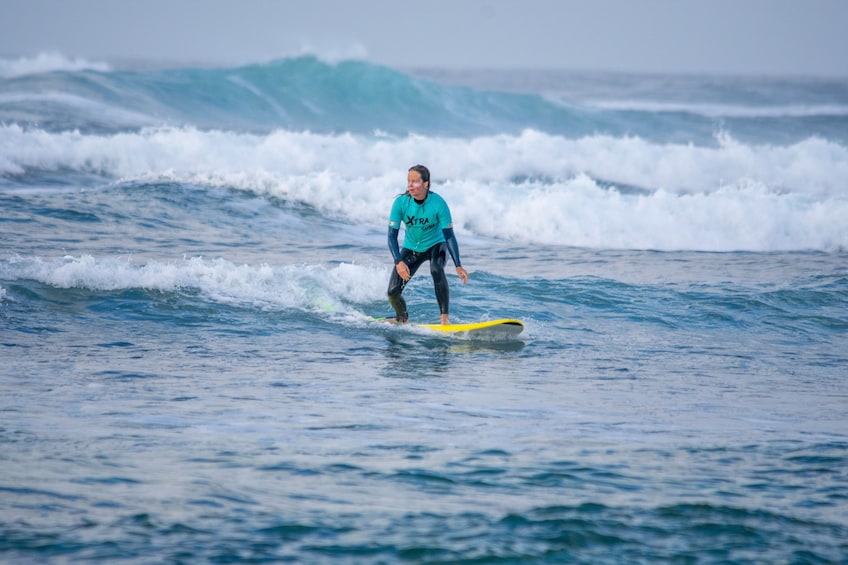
[396,261,411,280]
[456,266,468,284]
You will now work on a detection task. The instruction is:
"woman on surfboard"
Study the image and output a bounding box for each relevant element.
[387,164,468,325]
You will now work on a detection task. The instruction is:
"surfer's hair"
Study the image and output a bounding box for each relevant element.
[408,164,430,187]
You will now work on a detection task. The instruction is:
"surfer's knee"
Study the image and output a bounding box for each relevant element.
[430,259,446,280]
[387,272,405,297]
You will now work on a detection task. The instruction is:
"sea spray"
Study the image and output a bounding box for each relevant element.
[3,125,845,251]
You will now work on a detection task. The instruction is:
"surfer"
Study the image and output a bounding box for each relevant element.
[387,164,468,325]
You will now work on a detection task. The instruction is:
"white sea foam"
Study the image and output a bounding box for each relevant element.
[1,125,846,251]
[0,255,387,313]
[294,43,370,64]
[0,52,111,78]
[584,99,848,119]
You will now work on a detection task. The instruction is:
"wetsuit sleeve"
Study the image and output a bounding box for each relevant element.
[388,195,404,230]
[388,227,402,263]
[442,227,461,267]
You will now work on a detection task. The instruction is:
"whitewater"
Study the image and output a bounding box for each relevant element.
[1,53,847,563]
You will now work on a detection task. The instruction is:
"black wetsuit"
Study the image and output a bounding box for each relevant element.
[387,241,450,322]
[387,191,462,322]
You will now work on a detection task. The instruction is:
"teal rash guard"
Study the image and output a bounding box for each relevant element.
[387,191,462,267]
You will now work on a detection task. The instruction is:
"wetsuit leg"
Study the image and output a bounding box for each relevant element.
[429,243,450,315]
[387,269,408,321]
[387,249,424,321]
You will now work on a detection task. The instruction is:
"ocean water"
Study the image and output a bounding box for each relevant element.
[1,53,847,563]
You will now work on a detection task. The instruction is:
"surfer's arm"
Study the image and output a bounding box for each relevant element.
[443,228,468,284]
[442,227,461,267]
[388,227,402,263]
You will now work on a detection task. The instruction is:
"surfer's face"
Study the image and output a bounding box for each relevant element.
[407,170,429,200]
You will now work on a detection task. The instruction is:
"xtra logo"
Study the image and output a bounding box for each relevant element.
[405,215,438,232]
[405,215,430,227]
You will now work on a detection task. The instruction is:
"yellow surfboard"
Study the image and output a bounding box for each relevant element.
[415,318,524,339]
[372,317,524,339]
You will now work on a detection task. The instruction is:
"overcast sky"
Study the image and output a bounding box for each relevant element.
[2,0,847,77]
